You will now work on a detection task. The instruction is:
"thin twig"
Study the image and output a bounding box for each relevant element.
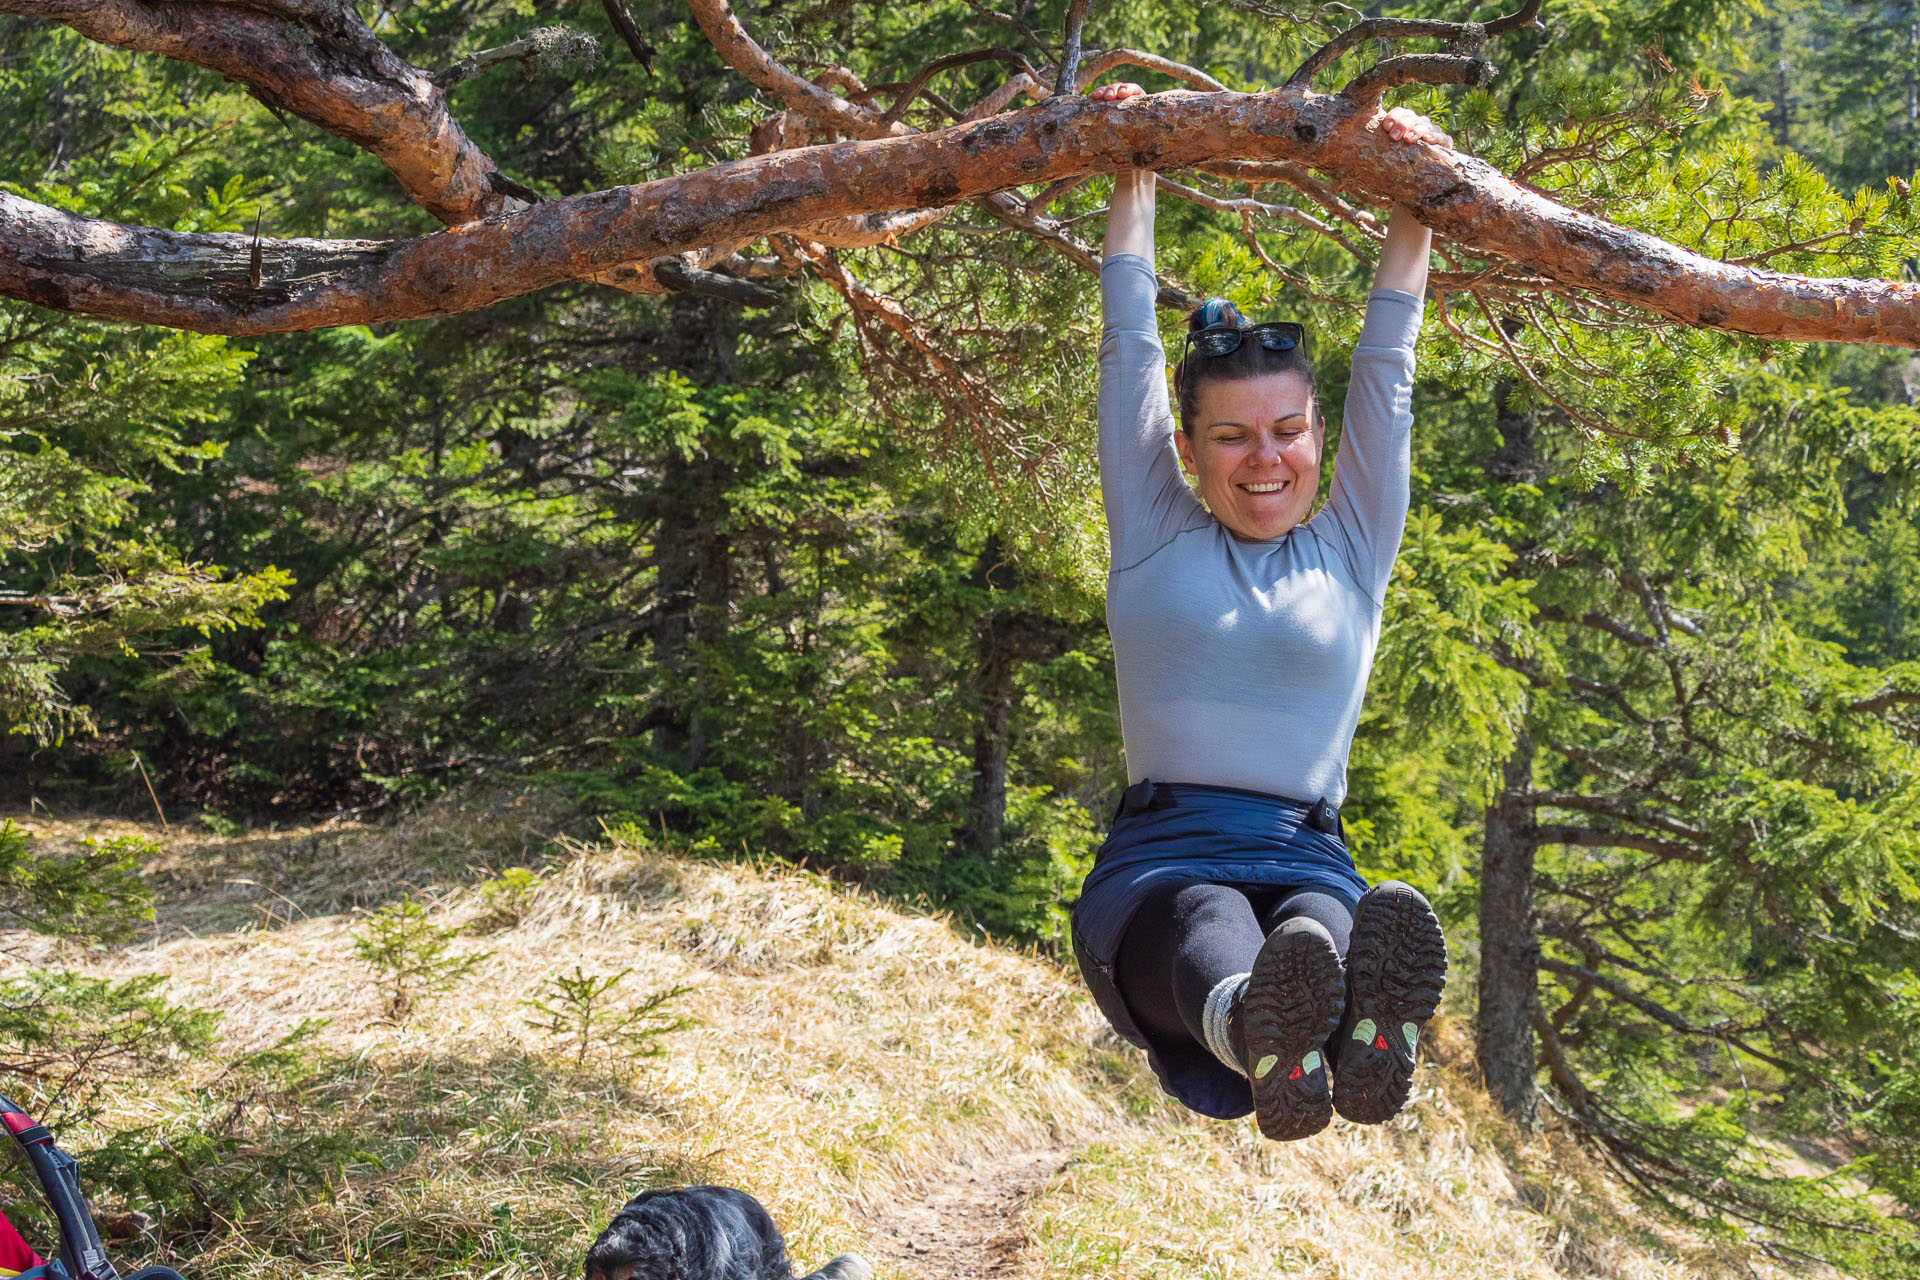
[132,752,169,834]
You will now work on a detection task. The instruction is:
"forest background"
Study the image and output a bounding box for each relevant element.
[3,0,1920,1273]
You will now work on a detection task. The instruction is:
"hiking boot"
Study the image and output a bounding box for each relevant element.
[1239,915,1347,1142]
[1332,880,1448,1125]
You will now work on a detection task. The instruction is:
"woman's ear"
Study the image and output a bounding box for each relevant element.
[1174,427,1197,476]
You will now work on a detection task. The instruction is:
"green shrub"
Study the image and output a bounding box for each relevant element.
[925,786,1099,947]
[0,971,217,1129]
[470,866,543,932]
[0,820,155,945]
[350,897,489,1023]
[520,967,695,1067]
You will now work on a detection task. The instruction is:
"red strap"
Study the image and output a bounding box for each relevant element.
[0,1210,44,1272]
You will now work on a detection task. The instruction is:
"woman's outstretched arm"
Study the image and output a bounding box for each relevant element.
[1375,203,1433,296]
[1317,107,1447,600]
[1104,166,1156,263]
[1091,81,1205,569]
[1372,107,1449,297]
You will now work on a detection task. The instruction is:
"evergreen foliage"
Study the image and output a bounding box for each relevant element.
[350,897,489,1022]
[520,967,696,1067]
[0,819,152,943]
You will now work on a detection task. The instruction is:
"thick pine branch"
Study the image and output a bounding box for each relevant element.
[4,0,1917,346]
[9,86,1920,341]
[1341,53,1497,106]
[0,0,769,299]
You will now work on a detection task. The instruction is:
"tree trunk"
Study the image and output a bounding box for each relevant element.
[963,537,1015,856]
[1486,321,1538,486]
[1910,0,1919,177]
[1481,368,1543,1128]
[1478,731,1543,1132]
[646,296,737,768]
[1767,18,1791,154]
[959,537,1079,856]
[966,640,1015,857]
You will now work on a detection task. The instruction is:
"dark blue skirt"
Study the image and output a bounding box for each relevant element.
[1069,780,1368,1119]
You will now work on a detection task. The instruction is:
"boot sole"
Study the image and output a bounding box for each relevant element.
[1242,923,1346,1141]
[1334,882,1448,1125]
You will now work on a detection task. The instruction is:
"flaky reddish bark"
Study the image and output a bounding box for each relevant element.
[2,0,803,295]
[6,87,1920,345]
[3,0,516,226]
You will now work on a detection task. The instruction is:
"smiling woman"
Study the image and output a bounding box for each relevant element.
[1068,85,1453,1147]
[1173,344,1323,541]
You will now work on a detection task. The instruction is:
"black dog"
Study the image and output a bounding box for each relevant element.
[585,1185,870,1280]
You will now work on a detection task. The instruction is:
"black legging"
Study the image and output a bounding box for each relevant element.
[1114,881,1355,1055]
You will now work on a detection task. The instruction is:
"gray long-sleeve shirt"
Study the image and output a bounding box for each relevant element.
[1098,253,1424,806]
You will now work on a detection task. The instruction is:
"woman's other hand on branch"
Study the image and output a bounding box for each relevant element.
[1090,81,1148,188]
[1372,112,1445,295]
[1096,82,1156,260]
[1378,106,1453,149]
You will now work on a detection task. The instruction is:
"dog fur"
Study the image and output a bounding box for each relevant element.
[584,1185,869,1280]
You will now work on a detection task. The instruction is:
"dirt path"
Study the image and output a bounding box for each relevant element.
[857,1144,1074,1279]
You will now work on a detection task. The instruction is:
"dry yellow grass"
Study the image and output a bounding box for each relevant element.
[3,796,1795,1280]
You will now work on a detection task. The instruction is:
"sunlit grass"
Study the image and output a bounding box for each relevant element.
[6,796,1793,1279]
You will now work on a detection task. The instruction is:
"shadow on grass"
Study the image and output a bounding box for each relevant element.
[81,1039,718,1280]
[132,791,672,942]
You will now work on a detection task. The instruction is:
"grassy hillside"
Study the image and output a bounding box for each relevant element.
[1,795,1799,1280]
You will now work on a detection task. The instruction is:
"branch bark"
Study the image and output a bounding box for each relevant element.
[2,0,518,226]
[1056,0,1092,97]
[1850,687,1920,715]
[1531,824,1706,862]
[598,0,655,72]
[6,70,1920,342]
[1525,790,1710,842]
[432,26,599,90]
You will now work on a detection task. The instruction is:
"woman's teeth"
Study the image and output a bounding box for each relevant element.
[1240,481,1287,494]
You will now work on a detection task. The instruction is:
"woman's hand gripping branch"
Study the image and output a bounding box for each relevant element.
[1372,107,1449,298]
[1091,84,1448,298]
[1092,82,1154,264]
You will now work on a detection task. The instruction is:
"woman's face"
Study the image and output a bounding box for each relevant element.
[1175,372,1323,541]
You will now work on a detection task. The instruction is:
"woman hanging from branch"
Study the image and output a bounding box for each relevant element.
[1069,82,1453,1141]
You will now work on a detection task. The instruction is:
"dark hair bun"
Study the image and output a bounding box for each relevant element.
[1188,296,1245,333]
[1173,293,1318,433]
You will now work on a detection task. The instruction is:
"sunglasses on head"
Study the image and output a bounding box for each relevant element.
[1181,319,1306,362]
